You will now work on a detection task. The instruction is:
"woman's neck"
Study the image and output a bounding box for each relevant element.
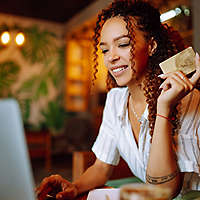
[127,78,146,104]
[128,81,147,125]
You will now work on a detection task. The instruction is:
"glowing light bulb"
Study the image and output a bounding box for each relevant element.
[175,7,182,15]
[160,7,182,22]
[1,31,10,45]
[160,10,176,22]
[15,32,25,46]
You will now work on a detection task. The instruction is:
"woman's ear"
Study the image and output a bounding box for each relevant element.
[148,38,157,56]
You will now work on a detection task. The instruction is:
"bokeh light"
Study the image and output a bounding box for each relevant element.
[15,32,25,46]
[1,31,10,45]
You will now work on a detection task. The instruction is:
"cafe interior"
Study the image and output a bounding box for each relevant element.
[0,0,199,192]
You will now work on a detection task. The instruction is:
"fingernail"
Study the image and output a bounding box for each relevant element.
[159,83,163,89]
[158,74,165,78]
[196,52,200,59]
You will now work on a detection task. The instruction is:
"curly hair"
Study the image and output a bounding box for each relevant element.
[93,0,187,137]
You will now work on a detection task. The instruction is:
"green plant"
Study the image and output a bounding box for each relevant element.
[20,26,57,64]
[0,23,66,134]
[16,46,65,130]
[0,60,20,97]
[41,100,68,135]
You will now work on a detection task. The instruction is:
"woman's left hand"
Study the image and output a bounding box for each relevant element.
[157,52,200,109]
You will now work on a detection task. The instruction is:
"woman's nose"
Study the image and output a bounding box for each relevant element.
[108,48,120,63]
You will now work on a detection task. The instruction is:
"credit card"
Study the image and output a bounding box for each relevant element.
[159,47,196,75]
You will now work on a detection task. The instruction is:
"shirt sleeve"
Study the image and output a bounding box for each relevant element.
[92,90,120,165]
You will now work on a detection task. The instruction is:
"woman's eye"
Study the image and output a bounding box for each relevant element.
[119,43,130,48]
[102,49,108,54]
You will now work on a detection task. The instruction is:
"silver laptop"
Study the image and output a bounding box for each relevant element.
[0,99,36,200]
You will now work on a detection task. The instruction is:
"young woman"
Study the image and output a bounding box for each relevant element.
[37,1,200,199]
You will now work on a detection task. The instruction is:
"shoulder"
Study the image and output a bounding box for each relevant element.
[182,88,200,103]
[177,89,200,136]
[107,87,129,101]
[180,89,200,117]
[103,87,129,116]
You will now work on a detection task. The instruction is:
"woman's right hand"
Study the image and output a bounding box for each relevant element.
[157,52,200,113]
[36,174,78,200]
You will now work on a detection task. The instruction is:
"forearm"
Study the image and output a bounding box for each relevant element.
[73,160,113,195]
[146,108,182,197]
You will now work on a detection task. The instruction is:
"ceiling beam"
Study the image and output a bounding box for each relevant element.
[64,0,112,35]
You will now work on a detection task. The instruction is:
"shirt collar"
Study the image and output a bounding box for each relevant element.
[117,87,129,121]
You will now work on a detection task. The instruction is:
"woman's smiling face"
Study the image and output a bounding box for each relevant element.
[100,16,150,86]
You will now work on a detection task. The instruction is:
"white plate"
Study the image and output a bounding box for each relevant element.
[87,188,120,200]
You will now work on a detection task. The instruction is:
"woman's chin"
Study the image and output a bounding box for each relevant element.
[114,73,134,87]
[115,80,128,87]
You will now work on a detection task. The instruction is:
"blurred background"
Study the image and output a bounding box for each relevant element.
[0,0,199,185]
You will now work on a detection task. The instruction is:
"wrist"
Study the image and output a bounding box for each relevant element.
[157,105,171,117]
[156,113,175,124]
[157,98,173,115]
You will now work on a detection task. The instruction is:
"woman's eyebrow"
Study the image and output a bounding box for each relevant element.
[100,34,129,46]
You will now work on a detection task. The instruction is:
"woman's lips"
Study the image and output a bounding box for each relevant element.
[111,65,128,77]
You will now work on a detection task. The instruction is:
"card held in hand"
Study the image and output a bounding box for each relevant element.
[159,47,196,75]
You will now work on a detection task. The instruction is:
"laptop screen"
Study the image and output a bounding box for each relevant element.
[0,99,36,200]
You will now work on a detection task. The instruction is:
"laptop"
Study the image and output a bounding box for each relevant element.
[0,98,36,200]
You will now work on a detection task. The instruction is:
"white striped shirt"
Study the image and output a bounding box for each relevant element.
[92,87,200,194]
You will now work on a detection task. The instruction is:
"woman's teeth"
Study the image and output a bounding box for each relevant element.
[112,66,127,73]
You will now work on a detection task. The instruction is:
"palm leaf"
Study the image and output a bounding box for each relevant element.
[0,60,20,97]
[17,75,38,93]
[20,26,57,64]
[17,98,32,123]
[34,80,48,100]
[48,47,65,87]
[41,100,67,134]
